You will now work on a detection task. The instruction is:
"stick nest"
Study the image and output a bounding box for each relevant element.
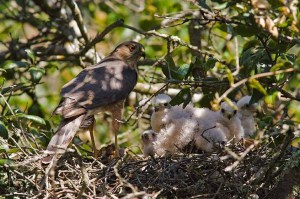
[1,138,295,199]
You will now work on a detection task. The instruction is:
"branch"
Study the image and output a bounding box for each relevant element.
[78,19,125,56]
[275,86,300,101]
[66,0,89,43]
[217,68,297,103]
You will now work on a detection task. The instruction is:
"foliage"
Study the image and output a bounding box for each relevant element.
[0,0,299,198]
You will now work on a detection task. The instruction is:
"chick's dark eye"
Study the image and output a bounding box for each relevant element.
[221,109,225,113]
[233,110,237,114]
[163,103,168,107]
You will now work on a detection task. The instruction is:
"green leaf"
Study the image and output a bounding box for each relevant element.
[0,159,14,165]
[205,57,217,68]
[250,89,264,105]
[161,55,189,80]
[29,67,45,83]
[197,0,212,11]
[243,40,259,52]
[0,121,8,139]
[25,49,36,64]
[248,79,267,95]
[177,64,190,77]
[1,60,30,69]
[170,88,192,108]
[233,24,258,37]
[16,113,46,125]
[198,94,213,108]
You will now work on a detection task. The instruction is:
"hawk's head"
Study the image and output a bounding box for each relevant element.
[111,41,145,64]
[152,94,172,113]
[237,96,258,116]
[220,101,238,120]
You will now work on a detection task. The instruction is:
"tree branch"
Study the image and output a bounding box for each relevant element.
[217,68,297,103]
[66,0,89,42]
[78,19,125,56]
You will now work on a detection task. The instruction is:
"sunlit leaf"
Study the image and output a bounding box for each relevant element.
[0,159,14,165]
[248,78,267,95]
[0,121,8,139]
[1,60,29,69]
[177,64,189,78]
[29,67,45,83]
[161,55,189,80]
[290,137,300,148]
[16,114,46,125]
[25,49,36,64]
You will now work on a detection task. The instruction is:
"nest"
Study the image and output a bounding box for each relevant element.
[1,137,295,198]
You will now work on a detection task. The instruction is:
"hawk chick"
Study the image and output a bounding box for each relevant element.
[141,130,157,157]
[192,108,227,152]
[237,96,257,137]
[150,94,172,132]
[217,101,244,143]
[151,94,196,156]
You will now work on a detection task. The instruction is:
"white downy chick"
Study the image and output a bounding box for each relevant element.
[151,94,172,132]
[217,101,244,143]
[237,96,257,137]
[141,130,157,157]
[192,108,227,152]
[153,116,197,156]
[153,102,196,156]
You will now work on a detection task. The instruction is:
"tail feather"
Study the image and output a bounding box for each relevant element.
[42,114,86,164]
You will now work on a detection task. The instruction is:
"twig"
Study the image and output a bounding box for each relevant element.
[121,83,169,124]
[217,68,297,103]
[66,0,89,42]
[78,19,125,55]
[232,37,240,76]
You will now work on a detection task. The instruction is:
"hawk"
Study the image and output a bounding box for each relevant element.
[42,41,145,164]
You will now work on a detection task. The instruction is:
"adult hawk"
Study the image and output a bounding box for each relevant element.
[42,41,145,164]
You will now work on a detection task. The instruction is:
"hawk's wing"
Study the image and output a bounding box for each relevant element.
[54,57,137,118]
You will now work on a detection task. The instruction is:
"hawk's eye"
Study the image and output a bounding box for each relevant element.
[128,44,136,52]
[221,108,225,113]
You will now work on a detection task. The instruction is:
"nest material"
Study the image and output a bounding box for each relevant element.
[1,141,292,199]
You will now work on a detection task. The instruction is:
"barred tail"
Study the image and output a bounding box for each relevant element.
[42,114,85,164]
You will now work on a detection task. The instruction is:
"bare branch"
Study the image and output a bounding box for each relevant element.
[217,68,297,103]
[66,0,89,42]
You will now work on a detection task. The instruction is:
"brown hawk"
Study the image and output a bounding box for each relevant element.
[42,41,145,164]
